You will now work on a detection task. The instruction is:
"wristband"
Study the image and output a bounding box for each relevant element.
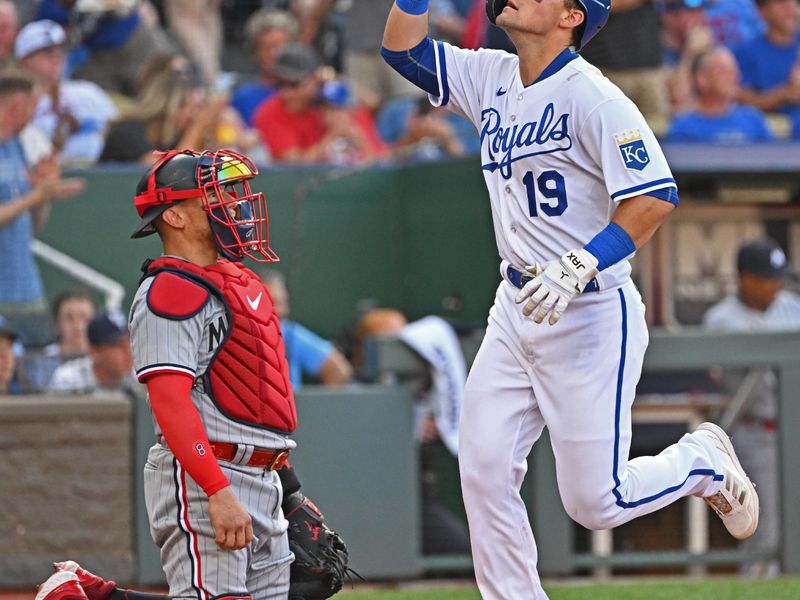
[584,222,636,271]
[396,0,429,15]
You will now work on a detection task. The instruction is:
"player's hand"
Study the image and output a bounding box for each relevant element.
[208,486,254,551]
[515,249,599,325]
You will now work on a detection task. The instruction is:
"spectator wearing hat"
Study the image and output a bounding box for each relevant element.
[34,0,173,98]
[0,314,22,395]
[666,46,774,143]
[47,309,135,395]
[15,19,118,167]
[253,43,387,164]
[0,68,85,316]
[231,9,299,126]
[703,237,800,577]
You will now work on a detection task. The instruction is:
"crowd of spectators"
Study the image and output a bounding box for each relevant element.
[0,0,799,395]
[0,0,793,177]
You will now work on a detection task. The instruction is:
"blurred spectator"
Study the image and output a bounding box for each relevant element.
[580,0,669,130]
[100,52,262,163]
[429,0,466,45]
[660,0,715,112]
[666,47,774,143]
[704,0,765,49]
[253,43,386,164]
[231,8,299,126]
[353,308,471,555]
[377,96,474,161]
[36,0,173,97]
[460,0,514,52]
[261,270,353,387]
[703,237,800,577]
[47,309,135,395]
[20,288,97,392]
[43,288,97,359]
[15,19,118,167]
[0,0,18,68]
[0,69,85,316]
[0,314,22,395]
[164,0,222,88]
[734,0,800,117]
[300,0,421,104]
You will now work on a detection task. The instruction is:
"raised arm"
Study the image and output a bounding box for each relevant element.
[383,0,430,51]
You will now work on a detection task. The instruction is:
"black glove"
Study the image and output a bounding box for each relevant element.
[285,492,352,600]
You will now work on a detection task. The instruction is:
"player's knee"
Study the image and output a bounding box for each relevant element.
[561,489,619,530]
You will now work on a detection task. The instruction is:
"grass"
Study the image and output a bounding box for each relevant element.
[338,577,800,599]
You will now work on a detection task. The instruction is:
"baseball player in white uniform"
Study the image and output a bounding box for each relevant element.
[382,1,759,598]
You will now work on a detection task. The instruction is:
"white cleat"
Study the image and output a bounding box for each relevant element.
[695,422,759,540]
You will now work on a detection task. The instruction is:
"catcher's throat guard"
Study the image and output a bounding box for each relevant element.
[133,149,279,263]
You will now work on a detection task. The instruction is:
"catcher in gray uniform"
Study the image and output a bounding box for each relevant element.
[33,149,348,600]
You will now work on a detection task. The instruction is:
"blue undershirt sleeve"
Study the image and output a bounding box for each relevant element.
[380,37,440,97]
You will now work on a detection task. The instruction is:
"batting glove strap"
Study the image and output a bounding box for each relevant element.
[515,249,599,325]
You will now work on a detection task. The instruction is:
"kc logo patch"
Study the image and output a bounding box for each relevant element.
[614,129,650,171]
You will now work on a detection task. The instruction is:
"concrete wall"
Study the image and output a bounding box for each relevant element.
[0,395,134,586]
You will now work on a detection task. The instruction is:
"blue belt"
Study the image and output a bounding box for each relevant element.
[506,265,600,293]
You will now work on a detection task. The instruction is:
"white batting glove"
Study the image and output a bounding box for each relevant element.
[515,249,599,325]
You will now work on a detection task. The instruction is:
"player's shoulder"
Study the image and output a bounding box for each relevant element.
[144,270,211,320]
[564,57,629,104]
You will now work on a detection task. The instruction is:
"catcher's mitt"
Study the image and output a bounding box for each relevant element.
[285,492,354,600]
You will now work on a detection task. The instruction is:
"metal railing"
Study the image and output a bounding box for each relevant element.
[32,239,126,310]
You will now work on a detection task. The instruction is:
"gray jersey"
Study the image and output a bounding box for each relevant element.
[703,290,800,420]
[129,276,294,452]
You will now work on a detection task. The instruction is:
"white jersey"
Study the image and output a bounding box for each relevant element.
[431,44,677,290]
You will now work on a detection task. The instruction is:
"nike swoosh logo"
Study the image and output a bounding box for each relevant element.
[247,292,262,311]
[496,87,507,97]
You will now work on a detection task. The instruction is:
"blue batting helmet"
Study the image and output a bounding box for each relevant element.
[485,0,611,51]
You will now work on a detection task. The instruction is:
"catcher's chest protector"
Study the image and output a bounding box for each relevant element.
[147,257,297,433]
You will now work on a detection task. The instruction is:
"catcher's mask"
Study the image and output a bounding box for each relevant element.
[132,149,278,263]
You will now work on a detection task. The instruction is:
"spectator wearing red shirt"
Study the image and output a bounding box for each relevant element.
[253,43,387,164]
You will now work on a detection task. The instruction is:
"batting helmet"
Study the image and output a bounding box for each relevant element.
[485,0,611,51]
[132,149,278,263]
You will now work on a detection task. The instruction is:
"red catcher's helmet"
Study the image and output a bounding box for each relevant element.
[132,149,278,263]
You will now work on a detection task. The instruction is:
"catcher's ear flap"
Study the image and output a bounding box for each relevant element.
[485,0,508,24]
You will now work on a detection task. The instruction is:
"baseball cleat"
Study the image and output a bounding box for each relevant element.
[35,571,88,600]
[53,561,116,600]
[695,422,759,540]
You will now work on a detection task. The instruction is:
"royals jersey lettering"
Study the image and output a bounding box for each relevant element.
[430,43,677,290]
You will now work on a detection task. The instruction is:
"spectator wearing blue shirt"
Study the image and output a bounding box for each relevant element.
[0,69,84,314]
[231,9,298,127]
[705,0,765,50]
[660,0,716,112]
[36,0,173,97]
[735,0,800,115]
[377,96,478,161]
[667,47,774,143]
[261,270,353,388]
